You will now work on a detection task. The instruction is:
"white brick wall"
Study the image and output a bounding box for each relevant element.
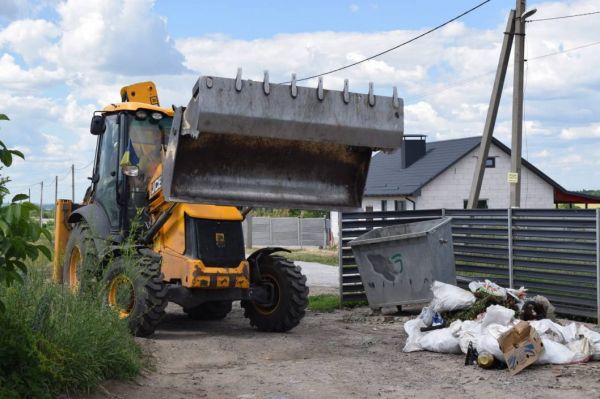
[415,144,554,209]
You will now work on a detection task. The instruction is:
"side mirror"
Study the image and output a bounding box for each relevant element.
[90,115,106,135]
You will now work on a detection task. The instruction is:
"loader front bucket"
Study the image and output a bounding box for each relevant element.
[162,74,403,210]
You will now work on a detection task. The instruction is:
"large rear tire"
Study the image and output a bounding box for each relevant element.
[104,255,168,337]
[184,301,233,321]
[241,256,308,332]
[62,222,98,291]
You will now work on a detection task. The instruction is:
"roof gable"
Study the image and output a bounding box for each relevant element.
[364,135,566,197]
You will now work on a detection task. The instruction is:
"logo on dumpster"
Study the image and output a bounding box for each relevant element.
[390,253,404,273]
[366,252,404,281]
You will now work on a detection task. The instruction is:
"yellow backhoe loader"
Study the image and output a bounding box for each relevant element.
[53,72,403,336]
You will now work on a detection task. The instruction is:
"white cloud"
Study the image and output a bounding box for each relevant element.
[560,123,600,140]
[0,19,59,63]
[0,53,64,91]
[350,4,359,13]
[52,0,185,75]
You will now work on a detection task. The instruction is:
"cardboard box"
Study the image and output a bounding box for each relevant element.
[498,321,544,375]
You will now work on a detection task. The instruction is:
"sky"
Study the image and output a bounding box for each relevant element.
[0,0,599,203]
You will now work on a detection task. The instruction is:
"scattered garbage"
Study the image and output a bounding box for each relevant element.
[402,278,600,374]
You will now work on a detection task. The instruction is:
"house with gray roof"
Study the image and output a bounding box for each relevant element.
[330,135,600,243]
[361,135,596,211]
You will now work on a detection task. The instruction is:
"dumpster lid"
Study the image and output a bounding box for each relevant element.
[349,217,452,247]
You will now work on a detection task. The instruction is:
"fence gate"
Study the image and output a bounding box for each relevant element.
[244,217,327,247]
[339,208,600,320]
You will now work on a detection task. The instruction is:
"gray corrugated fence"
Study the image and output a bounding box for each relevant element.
[339,208,600,320]
[243,217,327,247]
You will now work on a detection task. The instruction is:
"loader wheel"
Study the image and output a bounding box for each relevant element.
[184,301,233,321]
[241,256,309,332]
[62,222,98,291]
[104,255,168,337]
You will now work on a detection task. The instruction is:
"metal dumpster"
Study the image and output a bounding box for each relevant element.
[349,218,456,309]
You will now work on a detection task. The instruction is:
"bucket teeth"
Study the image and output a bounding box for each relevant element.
[317,77,324,101]
[263,70,270,95]
[343,79,350,104]
[368,82,375,107]
[290,73,298,98]
[392,86,400,109]
[235,68,243,92]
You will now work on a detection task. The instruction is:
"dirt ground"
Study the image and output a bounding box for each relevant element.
[78,287,600,399]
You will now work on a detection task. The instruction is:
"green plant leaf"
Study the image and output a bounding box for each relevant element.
[10,149,24,159]
[12,193,28,202]
[0,113,9,120]
[36,244,52,260]
[0,150,12,166]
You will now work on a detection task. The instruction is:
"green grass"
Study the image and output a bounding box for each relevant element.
[0,263,145,398]
[285,249,338,266]
[308,294,340,312]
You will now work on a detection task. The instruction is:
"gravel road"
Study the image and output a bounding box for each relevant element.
[74,263,600,399]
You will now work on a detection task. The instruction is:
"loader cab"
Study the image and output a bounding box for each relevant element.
[89,105,173,234]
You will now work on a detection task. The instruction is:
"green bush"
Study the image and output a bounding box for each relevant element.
[0,268,145,398]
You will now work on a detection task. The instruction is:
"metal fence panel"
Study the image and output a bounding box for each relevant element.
[339,208,600,320]
[243,217,326,247]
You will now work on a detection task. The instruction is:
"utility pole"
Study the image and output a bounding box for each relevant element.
[39,181,43,227]
[71,164,75,202]
[510,0,527,208]
[467,9,516,209]
[54,176,58,206]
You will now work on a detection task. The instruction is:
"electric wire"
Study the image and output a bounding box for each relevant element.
[280,0,492,83]
[526,40,600,61]
[527,10,600,23]
[410,39,600,103]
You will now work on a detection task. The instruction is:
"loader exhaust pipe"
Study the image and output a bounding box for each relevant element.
[162,70,404,210]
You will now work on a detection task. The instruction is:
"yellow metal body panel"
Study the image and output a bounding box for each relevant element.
[102,102,174,117]
[53,199,73,283]
[148,165,249,289]
[120,81,160,106]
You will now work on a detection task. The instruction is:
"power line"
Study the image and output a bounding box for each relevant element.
[410,39,600,102]
[527,40,600,61]
[527,10,600,22]
[281,0,492,83]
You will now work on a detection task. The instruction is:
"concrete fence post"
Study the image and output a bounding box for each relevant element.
[508,207,514,289]
[269,217,273,246]
[245,213,253,249]
[298,217,302,248]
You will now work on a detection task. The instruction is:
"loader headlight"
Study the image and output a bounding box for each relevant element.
[135,110,148,120]
[151,112,163,121]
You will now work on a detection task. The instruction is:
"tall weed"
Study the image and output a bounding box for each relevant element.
[0,265,145,398]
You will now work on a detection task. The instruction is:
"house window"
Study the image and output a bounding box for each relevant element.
[365,206,373,212]
[463,199,488,209]
[485,157,496,168]
[394,200,406,211]
[381,200,387,211]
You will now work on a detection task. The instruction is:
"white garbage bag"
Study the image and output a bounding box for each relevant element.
[417,307,435,327]
[403,318,426,352]
[457,320,482,354]
[477,333,504,360]
[419,323,462,354]
[577,325,600,360]
[530,319,568,343]
[537,338,591,365]
[430,281,476,313]
[481,305,515,327]
[468,279,507,299]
